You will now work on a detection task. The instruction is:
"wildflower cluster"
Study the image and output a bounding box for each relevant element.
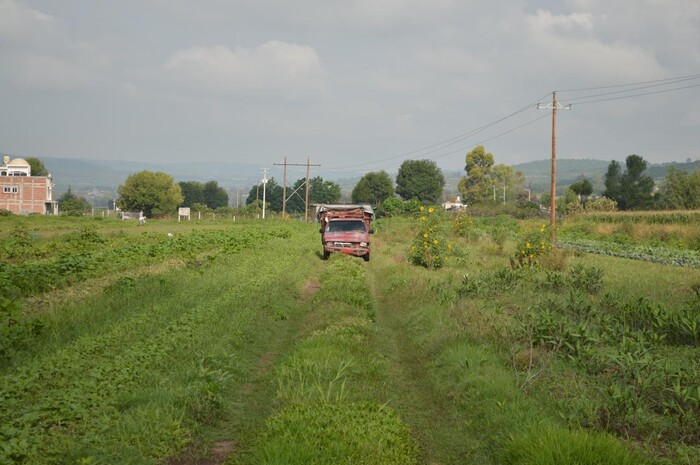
[408,206,451,269]
[513,223,551,267]
[451,211,475,238]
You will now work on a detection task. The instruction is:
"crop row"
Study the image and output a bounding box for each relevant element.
[0,225,291,299]
[576,211,700,225]
[0,225,307,464]
[557,237,700,268]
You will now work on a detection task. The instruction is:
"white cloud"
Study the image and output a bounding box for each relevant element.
[524,9,664,83]
[164,41,328,101]
[0,0,111,90]
[527,9,594,33]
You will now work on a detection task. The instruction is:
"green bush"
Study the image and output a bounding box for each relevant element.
[501,426,650,465]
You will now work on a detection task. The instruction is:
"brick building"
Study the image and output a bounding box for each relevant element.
[0,156,58,214]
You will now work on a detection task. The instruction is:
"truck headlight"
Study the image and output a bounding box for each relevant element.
[360,242,367,247]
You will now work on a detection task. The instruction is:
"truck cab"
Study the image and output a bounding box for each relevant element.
[317,204,374,261]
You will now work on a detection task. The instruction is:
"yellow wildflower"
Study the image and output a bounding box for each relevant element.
[419,206,425,212]
[433,239,439,245]
[428,207,435,213]
[420,216,426,221]
[526,242,531,248]
[423,233,429,238]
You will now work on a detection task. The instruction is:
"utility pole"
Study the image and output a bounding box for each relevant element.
[273,157,320,221]
[261,168,268,219]
[272,157,288,217]
[538,92,571,242]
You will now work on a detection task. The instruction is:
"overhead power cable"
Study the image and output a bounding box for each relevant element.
[559,75,700,103]
[556,72,700,93]
[563,83,700,106]
[329,92,552,171]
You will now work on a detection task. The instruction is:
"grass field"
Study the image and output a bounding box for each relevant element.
[1,212,698,464]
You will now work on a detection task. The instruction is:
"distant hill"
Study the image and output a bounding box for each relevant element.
[37,157,263,193]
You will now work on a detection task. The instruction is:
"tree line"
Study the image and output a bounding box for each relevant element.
[40,149,700,217]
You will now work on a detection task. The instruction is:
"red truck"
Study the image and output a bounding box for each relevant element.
[317,204,374,261]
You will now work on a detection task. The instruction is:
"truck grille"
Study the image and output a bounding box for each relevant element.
[332,242,353,248]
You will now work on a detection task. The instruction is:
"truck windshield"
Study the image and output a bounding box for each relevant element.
[327,220,366,232]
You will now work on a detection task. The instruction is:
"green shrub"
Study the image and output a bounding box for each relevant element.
[501,426,650,465]
[408,206,450,269]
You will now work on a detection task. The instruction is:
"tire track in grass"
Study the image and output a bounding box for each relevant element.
[367,258,487,465]
[239,255,419,465]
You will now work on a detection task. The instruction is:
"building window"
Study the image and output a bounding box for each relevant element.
[3,187,19,193]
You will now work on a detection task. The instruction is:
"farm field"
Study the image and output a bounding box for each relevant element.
[1,212,698,464]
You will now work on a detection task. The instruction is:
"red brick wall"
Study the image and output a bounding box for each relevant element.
[0,177,52,214]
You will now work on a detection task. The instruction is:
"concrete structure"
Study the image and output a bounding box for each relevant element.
[0,155,58,214]
[442,195,466,211]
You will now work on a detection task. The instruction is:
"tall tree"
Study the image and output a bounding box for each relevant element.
[58,187,91,216]
[458,146,495,204]
[569,178,594,202]
[659,167,700,209]
[603,160,623,203]
[202,180,229,208]
[604,155,654,210]
[25,157,48,176]
[286,176,341,213]
[178,181,204,207]
[117,171,183,216]
[351,171,394,205]
[395,160,445,203]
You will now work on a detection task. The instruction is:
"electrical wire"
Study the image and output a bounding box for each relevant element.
[329,92,552,171]
[559,75,700,103]
[556,72,700,93]
[564,83,700,106]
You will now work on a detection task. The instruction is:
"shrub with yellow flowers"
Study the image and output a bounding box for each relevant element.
[451,211,476,239]
[513,223,551,267]
[408,206,451,269]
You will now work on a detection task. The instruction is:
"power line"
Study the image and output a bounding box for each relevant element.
[556,72,700,93]
[564,83,700,106]
[329,92,552,171]
[559,75,700,103]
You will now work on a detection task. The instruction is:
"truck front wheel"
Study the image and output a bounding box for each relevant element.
[323,250,330,260]
[363,253,370,262]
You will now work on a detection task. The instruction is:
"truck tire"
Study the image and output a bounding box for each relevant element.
[363,253,370,262]
[323,250,330,260]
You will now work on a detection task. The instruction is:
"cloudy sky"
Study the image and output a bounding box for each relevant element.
[1,0,698,178]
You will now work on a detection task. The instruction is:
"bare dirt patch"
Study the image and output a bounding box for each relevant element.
[301,278,321,300]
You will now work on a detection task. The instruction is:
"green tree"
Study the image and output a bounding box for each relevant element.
[286,176,342,213]
[603,160,622,202]
[569,178,594,203]
[25,157,49,176]
[610,155,655,210]
[492,164,525,202]
[658,167,700,209]
[246,178,284,212]
[178,181,204,207]
[202,181,229,209]
[458,146,495,204]
[351,171,394,205]
[58,187,91,216]
[117,171,183,216]
[395,160,445,203]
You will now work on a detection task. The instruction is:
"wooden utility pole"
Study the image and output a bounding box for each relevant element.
[273,157,321,221]
[538,92,571,242]
[550,91,558,242]
[305,157,311,222]
[281,157,288,217]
